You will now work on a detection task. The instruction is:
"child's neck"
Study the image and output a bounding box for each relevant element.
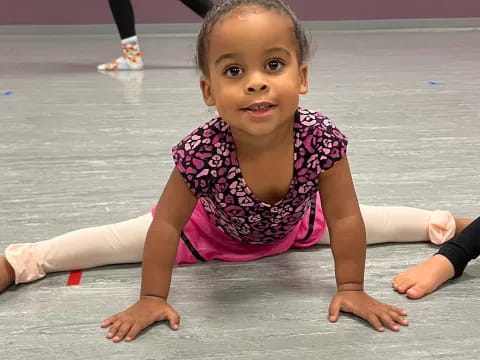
[232,120,294,158]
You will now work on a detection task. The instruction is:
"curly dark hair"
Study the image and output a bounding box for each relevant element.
[196,0,310,75]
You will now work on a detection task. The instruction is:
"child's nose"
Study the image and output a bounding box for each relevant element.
[246,74,269,93]
[247,82,268,93]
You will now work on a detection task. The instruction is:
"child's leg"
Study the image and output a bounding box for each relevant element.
[109,0,136,40]
[178,0,214,18]
[98,0,143,71]
[320,205,459,245]
[393,216,479,299]
[2,213,152,288]
[362,205,464,244]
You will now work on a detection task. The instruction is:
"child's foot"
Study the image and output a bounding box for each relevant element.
[0,256,15,293]
[392,254,454,299]
[97,36,144,71]
[97,55,144,71]
[429,214,472,245]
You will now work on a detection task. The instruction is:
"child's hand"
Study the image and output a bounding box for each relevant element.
[328,290,408,331]
[101,295,180,342]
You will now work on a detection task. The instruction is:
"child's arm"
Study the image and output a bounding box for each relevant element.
[141,168,198,300]
[101,168,198,342]
[318,156,408,332]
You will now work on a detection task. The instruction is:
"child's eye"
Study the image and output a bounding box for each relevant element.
[224,66,243,77]
[266,60,284,72]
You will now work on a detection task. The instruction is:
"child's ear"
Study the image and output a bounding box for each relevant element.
[200,76,216,106]
[298,64,308,95]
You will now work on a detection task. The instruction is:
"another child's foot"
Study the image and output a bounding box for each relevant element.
[392,254,455,299]
[98,36,144,71]
[0,256,15,293]
[97,56,144,71]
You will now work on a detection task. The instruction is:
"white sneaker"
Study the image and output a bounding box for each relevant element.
[97,56,144,71]
[97,39,144,71]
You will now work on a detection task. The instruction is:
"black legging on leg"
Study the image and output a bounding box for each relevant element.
[107,0,214,41]
[437,216,480,278]
[108,0,136,40]
[179,0,214,18]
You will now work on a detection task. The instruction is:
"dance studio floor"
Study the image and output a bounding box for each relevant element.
[1,26,479,359]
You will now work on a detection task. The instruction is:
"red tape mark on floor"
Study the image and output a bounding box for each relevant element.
[67,270,83,286]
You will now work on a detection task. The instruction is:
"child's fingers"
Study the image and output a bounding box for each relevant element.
[167,310,181,330]
[389,305,407,316]
[366,313,385,332]
[106,319,125,339]
[112,321,134,342]
[101,314,118,328]
[388,309,409,326]
[378,312,400,331]
[125,323,144,342]
[328,297,341,322]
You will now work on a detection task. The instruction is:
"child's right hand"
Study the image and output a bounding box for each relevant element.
[101,296,180,342]
[329,290,408,331]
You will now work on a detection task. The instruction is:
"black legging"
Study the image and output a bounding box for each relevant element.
[108,0,214,39]
[437,216,480,278]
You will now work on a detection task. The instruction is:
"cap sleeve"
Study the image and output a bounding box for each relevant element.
[171,131,212,198]
[314,115,348,172]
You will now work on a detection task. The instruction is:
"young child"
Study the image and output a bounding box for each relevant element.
[0,0,472,342]
[98,0,214,71]
[393,216,480,299]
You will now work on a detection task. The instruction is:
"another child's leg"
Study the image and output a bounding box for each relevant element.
[393,216,480,299]
[0,213,152,292]
[178,0,214,18]
[98,0,143,71]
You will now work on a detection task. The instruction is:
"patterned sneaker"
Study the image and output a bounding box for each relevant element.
[98,39,144,71]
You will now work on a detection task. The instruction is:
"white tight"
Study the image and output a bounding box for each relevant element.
[318,205,455,245]
[4,205,455,284]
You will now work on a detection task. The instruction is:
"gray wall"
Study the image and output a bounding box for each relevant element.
[2,0,480,25]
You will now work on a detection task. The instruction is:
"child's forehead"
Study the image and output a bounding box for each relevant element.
[218,5,292,27]
[208,6,296,55]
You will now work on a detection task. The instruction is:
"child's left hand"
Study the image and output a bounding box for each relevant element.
[329,290,409,331]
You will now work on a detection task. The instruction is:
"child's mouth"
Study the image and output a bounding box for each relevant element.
[241,103,276,117]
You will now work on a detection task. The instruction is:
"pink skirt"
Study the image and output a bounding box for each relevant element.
[154,193,327,265]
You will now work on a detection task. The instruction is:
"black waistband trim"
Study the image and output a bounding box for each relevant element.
[181,231,207,262]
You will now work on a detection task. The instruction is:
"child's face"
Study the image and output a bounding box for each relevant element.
[200,7,308,138]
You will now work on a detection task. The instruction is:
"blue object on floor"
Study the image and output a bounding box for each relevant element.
[3,91,13,95]
[428,81,443,85]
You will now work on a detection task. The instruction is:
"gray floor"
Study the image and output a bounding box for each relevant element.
[1,28,480,359]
